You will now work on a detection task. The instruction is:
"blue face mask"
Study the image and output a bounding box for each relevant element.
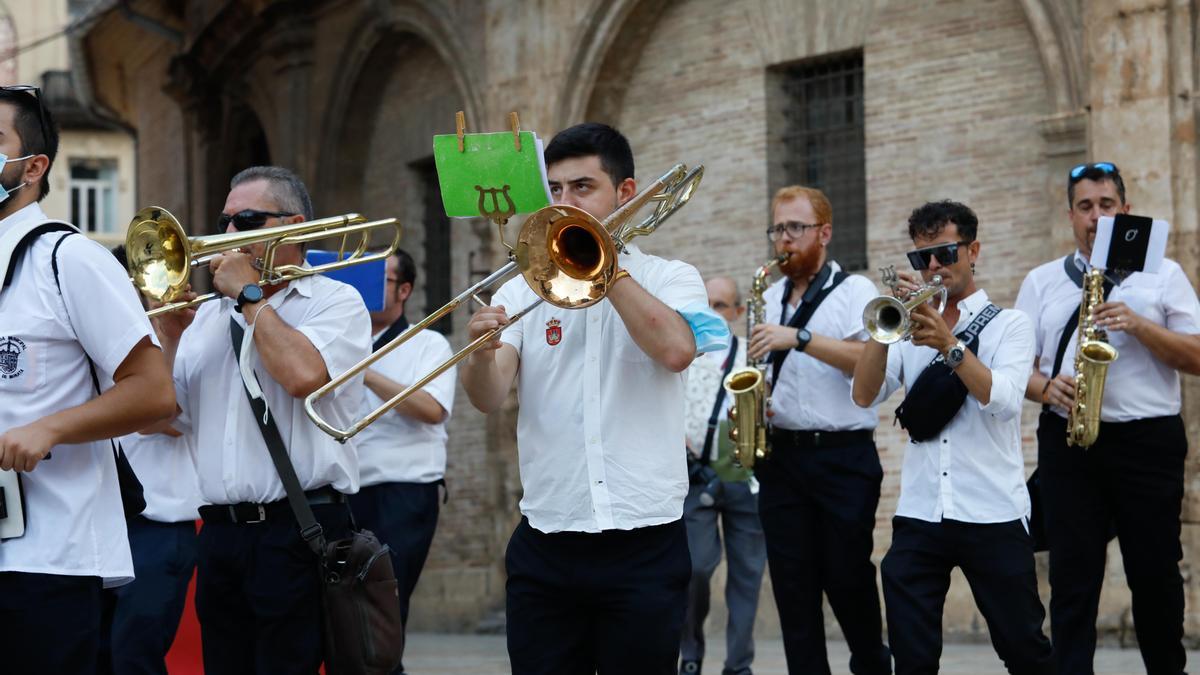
[0,153,32,205]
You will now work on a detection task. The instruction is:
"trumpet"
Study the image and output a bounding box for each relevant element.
[305,163,705,442]
[862,265,946,343]
[126,207,402,318]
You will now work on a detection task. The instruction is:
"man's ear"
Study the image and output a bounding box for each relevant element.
[1120,201,1132,215]
[736,304,747,319]
[968,239,981,263]
[396,281,413,304]
[21,155,49,190]
[819,223,833,247]
[284,214,306,225]
[617,177,637,206]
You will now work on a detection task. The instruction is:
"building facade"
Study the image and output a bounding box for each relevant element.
[76,0,1200,644]
[1,0,137,247]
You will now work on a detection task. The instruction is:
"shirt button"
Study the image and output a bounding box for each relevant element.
[591,315,598,323]
[942,472,948,476]
[596,480,604,485]
[942,439,948,443]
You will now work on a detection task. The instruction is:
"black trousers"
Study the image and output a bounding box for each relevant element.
[1037,412,1187,675]
[881,517,1054,675]
[195,502,351,675]
[505,517,691,675]
[100,517,199,675]
[755,433,891,675]
[349,481,441,675]
[0,571,103,675]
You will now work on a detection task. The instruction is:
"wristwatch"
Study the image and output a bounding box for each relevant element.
[794,328,812,352]
[944,340,967,368]
[235,283,264,312]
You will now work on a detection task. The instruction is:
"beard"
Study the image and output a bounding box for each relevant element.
[779,240,823,281]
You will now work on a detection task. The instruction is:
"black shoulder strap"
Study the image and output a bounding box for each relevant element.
[5,222,77,289]
[230,317,325,553]
[700,336,739,463]
[770,268,849,385]
[47,231,144,516]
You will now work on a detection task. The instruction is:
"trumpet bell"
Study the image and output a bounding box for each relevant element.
[863,295,909,344]
[126,207,190,303]
[517,204,618,309]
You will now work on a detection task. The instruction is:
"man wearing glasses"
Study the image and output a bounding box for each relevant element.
[1016,162,1200,674]
[750,185,891,675]
[149,165,370,673]
[852,200,1053,675]
[0,86,176,673]
[350,248,454,675]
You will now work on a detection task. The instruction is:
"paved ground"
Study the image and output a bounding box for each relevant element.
[403,633,1198,674]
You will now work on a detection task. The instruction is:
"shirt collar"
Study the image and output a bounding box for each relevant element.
[952,288,991,330]
[0,202,48,232]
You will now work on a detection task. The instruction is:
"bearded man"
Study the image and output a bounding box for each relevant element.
[747,185,892,675]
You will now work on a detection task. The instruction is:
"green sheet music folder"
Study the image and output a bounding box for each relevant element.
[433,131,552,219]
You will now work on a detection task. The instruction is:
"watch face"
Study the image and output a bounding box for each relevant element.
[241,285,264,303]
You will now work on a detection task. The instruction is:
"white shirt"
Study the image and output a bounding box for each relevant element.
[1016,252,1200,422]
[763,263,880,431]
[863,289,1034,524]
[492,244,707,533]
[173,272,371,504]
[355,323,455,486]
[683,338,743,459]
[0,202,154,586]
[122,430,202,523]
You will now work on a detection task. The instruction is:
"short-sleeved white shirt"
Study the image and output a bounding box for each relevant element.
[0,203,157,586]
[491,244,707,534]
[173,272,371,504]
[354,324,455,486]
[122,430,202,523]
[1016,252,1200,422]
[861,289,1035,524]
[762,263,881,432]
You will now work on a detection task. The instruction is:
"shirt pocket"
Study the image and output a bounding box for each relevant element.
[0,332,49,393]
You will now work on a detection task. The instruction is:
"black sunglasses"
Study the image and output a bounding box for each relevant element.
[907,241,969,271]
[1068,162,1118,182]
[217,209,295,233]
[0,85,49,151]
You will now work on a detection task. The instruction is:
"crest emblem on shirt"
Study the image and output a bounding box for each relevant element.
[545,318,562,346]
[0,336,25,379]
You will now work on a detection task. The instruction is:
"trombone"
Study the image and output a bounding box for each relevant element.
[862,265,946,344]
[125,206,402,318]
[305,162,705,442]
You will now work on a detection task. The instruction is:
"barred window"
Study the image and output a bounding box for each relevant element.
[768,51,866,271]
[414,157,452,335]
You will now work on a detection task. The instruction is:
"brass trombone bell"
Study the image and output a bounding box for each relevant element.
[305,163,705,442]
[125,206,402,318]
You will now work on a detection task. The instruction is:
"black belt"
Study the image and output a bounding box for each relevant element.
[769,428,874,449]
[198,486,346,525]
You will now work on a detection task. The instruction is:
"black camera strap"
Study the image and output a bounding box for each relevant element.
[770,263,848,386]
[701,336,739,464]
[230,317,326,555]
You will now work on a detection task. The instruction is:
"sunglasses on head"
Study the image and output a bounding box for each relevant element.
[217,209,295,232]
[1068,162,1118,182]
[906,241,969,271]
[0,85,49,149]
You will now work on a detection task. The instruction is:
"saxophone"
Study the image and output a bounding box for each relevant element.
[1067,269,1119,447]
[724,255,786,469]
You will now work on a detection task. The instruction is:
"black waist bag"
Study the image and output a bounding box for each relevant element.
[894,304,1001,442]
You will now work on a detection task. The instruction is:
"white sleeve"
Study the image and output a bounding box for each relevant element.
[1162,263,1200,334]
[978,311,1036,421]
[56,236,158,380]
[294,282,372,402]
[840,275,878,341]
[491,277,528,351]
[422,335,457,416]
[1014,271,1044,358]
[642,259,707,313]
